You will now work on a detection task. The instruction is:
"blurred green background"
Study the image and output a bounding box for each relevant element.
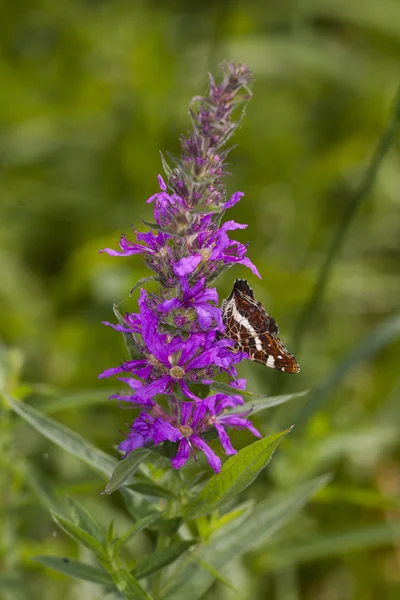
[1,1,400,599]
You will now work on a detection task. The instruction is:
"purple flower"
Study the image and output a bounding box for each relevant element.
[100,228,170,258]
[119,412,156,454]
[119,392,261,473]
[169,403,221,472]
[99,289,243,403]
[146,175,188,230]
[172,219,261,279]
[157,276,223,331]
[204,393,261,455]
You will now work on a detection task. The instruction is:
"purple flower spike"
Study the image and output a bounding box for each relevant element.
[101,62,265,472]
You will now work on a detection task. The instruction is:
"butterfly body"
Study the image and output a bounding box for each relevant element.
[221,279,300,373]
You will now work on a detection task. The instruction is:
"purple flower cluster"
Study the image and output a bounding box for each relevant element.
[100,63,262,472]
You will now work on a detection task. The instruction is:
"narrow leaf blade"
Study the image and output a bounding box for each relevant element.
[35,556,112,585]
[103,449,151,495]
[133,541,196,579]
[39,389,116,414]
[51,512,108,560]
[185,428,292,519]
[6,396,117,477]
[69,499,106,544]
[230,390,309,415]
[112,569,154,600]
[114,512,161,553]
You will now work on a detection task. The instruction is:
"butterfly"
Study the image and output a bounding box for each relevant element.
[221,279,300,373]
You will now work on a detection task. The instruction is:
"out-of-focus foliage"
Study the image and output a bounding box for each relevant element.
[1,1,400,599]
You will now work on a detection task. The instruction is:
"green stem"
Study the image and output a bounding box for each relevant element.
[152,470,182,599]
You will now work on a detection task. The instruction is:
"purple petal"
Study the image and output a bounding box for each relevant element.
[199,287,219,303]
[139,290,170,364]
[206,393,244,414]
[133,376,172,403]
[117,377,144,390]
[153,419,181,444]
[201,304,223,331]
[191,435,221,473]
[118,413,155,455]
[191,403,208,427]
[98,360,147,378]
[173,255,202,276]
[186,277,207,300]
[224,191,244,209]
[180,402,194,425]
[215,424,236,455]
[179,334,204,366]
[219,415,262,438]
[129,364,154,379]
[171,439,191,469]
[195,305,213,330]
[189,347,221,370]
[220,220,247,232]
[210,231,230,259]
[230,378,247,390]
[157,298,182,313]
[100,235,150,257]
[157,174,167,192]
[102,321,134,333]
[136,230,167,251]
[122,313,141,333]
[100,246,145,257]
[238,256,261,279]
[118,434,147,455]
[110,393,154,407]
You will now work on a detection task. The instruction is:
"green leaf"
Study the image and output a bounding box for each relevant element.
[208,501,254,538]
[133,541,197,580]
[112,569,154,600]
[35,555,112,585]
[51,511,108,561]
[190,557,236,591]
[263,523,400,570]
[113,512,161,553]
[229,390,309,415]
[5,396,118,477]
[133,482,177,499]
[210,381,258,397]
[103,448,151,495]
[39,388,116,414]
[107,519,116,545]
[129,276,160,295]
[185,428,292,519]
[160,151,172,178]
[163,476,329,600]
[141,219,181,238]
[69,498,106,544]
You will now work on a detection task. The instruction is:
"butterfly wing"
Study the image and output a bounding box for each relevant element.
[222,279,300,374]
